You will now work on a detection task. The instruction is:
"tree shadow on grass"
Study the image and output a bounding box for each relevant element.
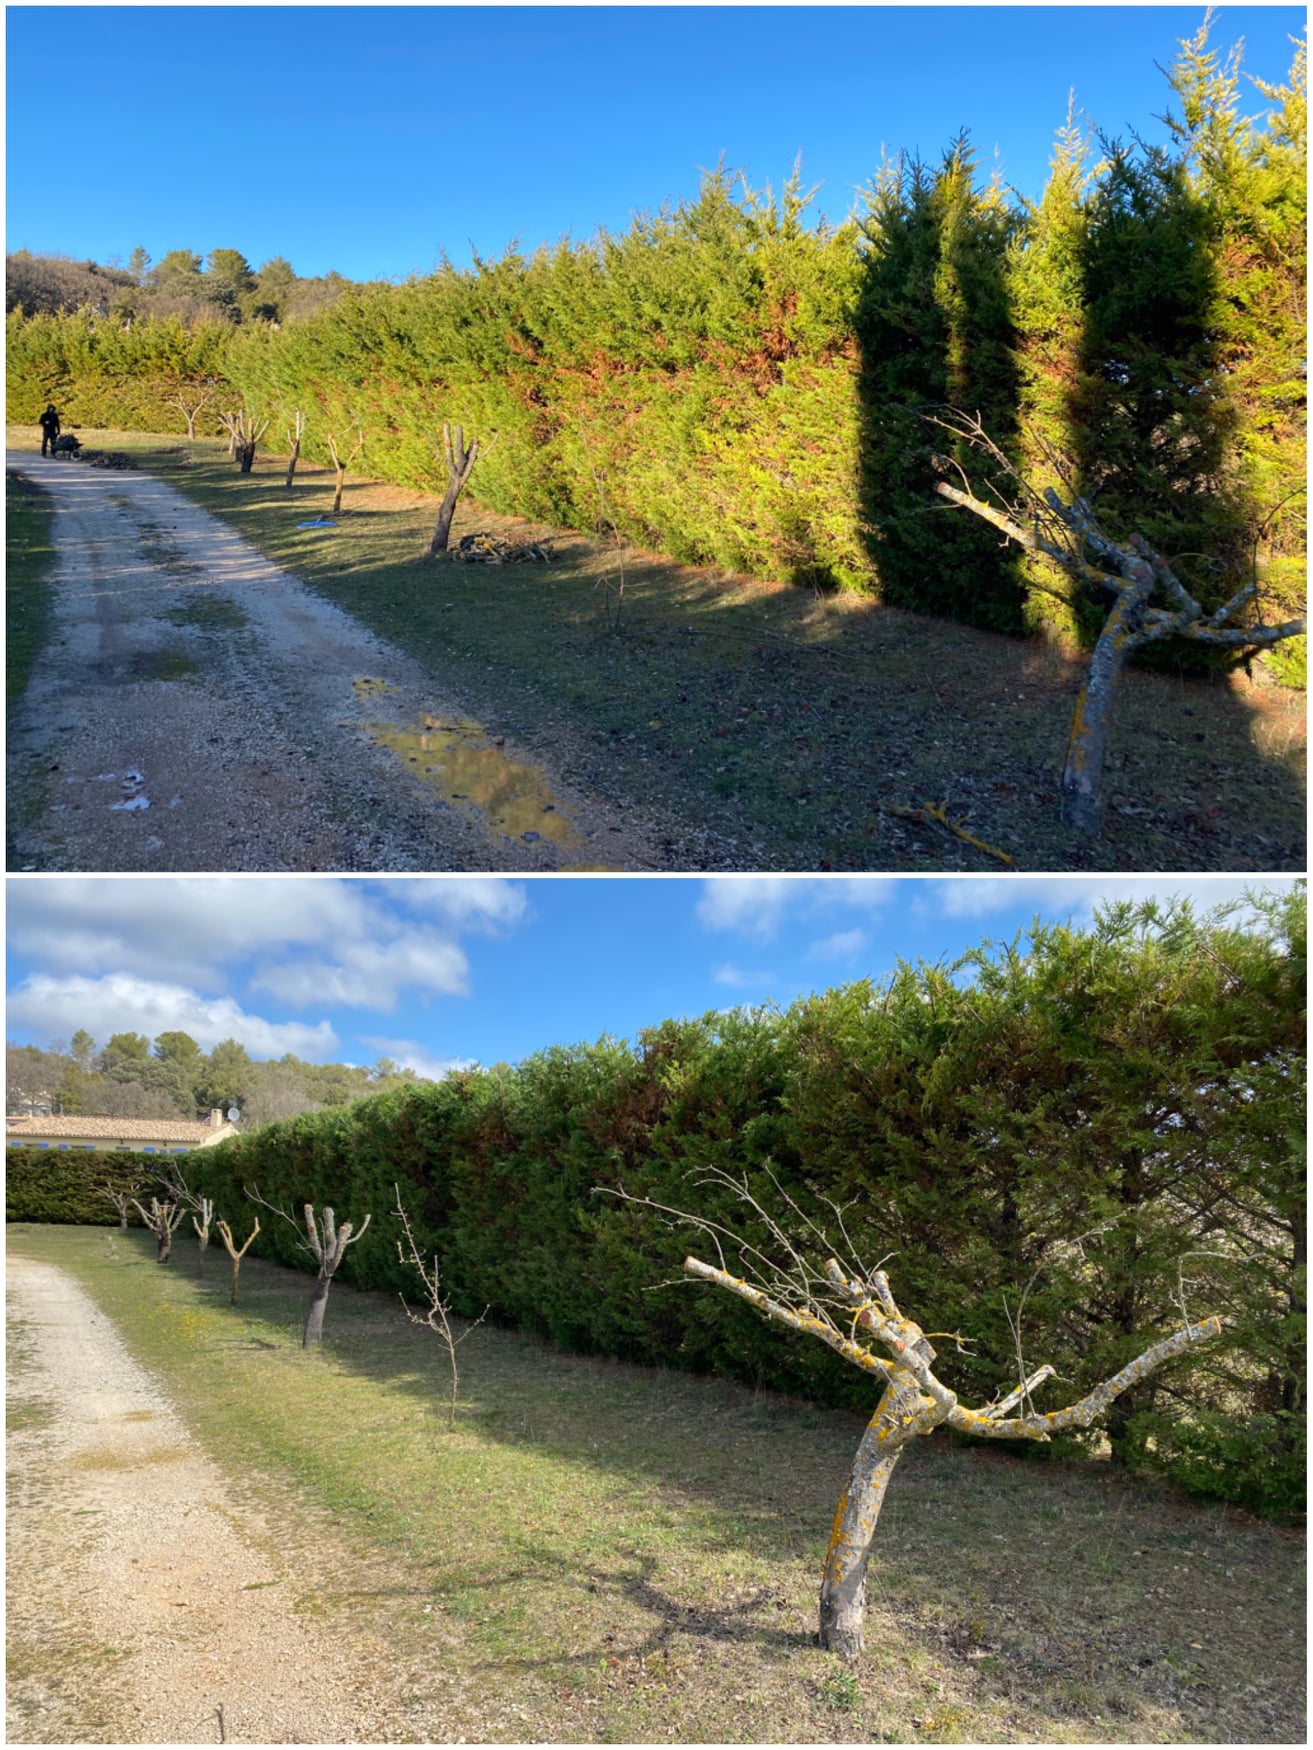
[127,438,1306,873]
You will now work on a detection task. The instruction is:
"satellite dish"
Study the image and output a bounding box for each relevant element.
[226,1106,240,1121]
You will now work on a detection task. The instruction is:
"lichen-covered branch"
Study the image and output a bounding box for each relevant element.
[679,1233,1222,1662]
[605,1171,1228,1662]
[927,408,1306,835]
[601,1171,899,1380]
[682,1255,896,1380]
[946,1316,1223,1441]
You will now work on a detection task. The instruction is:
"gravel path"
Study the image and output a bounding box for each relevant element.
[5,1253,399,1744]
[6,451,662,871]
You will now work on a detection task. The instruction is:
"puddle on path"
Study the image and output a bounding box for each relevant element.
[366,715,593,859]
[355,676,624,866]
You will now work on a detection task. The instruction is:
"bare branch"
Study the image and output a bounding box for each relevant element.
[130,1196,186,1264]
[649,1163,1227,1662]
[948,1317,1223,1442]
[926,407,1305,835]
[394,1186,488,1430]
[93,1175,144,1231]
[683,1254,896,1380]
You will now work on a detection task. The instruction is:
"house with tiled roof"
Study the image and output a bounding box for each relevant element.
[5,1108,238,1155]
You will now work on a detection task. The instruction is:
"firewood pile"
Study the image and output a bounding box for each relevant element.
[445,531,557,564]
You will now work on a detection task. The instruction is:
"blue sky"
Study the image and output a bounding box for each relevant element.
[5,875,1300,1078]
[6,6,1305,281]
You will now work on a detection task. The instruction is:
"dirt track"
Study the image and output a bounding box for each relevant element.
[5,1252,398,1744]
[6,451,661,871]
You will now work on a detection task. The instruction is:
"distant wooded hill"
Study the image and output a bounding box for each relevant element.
[5,247,360,325]
[5,1029,434,1129]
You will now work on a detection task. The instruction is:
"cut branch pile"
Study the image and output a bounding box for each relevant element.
[440,532,558,564]
[75,450,138,470]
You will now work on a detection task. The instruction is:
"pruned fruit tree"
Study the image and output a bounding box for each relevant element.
[246,1187,371,1347]
[610,1172,1224,1662]
[928,409,1306,834]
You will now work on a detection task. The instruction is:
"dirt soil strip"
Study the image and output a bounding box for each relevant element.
[5,1253,398,1745]
[5,451,663,871]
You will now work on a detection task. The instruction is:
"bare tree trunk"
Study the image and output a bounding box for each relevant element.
[819,1327,942,1657]
[192,1196,214,1270]
[284,411,305,488]
[818,1410,911,1658]
[216,1216,259,1306]
[96,1180,142,1231]
[221,410,270,473]
[164,389,214,441]
[131,1196,185,1265]
[1059,564,1153,833]
[243,1193,371,1347]
[609,1175,1224,1663]
[928,410,1305,837]
[429,478,464,555]
[325,427,364,515]
[428,422,496,556]
[303,1273,333,1347]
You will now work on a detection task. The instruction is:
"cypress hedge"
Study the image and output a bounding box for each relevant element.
[5,27,1302,672]
[4,1147,172,1225]
[10,893,1292,1514]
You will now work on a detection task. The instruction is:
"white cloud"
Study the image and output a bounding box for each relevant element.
[697,877,897,939]
[930,876,1302,922]
[696,878,797,938]
[379,877,526,931]
[6,875,528,1012]
[359,1037,476,1080]
[251,933,470,1010]
[6,973,338,1060]
[5,877,367,984]
[712,963,779,989]
[808,928,871,960]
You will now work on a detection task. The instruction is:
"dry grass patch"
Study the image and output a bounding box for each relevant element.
[7,1223,1304,1744]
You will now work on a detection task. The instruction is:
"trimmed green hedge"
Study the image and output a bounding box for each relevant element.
[7,897,1302,1517]
[32,893,1288,1520]
[4,1147,176,1225]
[5,23,1303,666]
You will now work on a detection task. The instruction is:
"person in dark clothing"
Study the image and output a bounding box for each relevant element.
[39,405,61,456]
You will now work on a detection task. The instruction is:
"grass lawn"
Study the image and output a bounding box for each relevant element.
[6,424,1303,872]
[7,1222,1304,1745]
[5,465,57,708]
